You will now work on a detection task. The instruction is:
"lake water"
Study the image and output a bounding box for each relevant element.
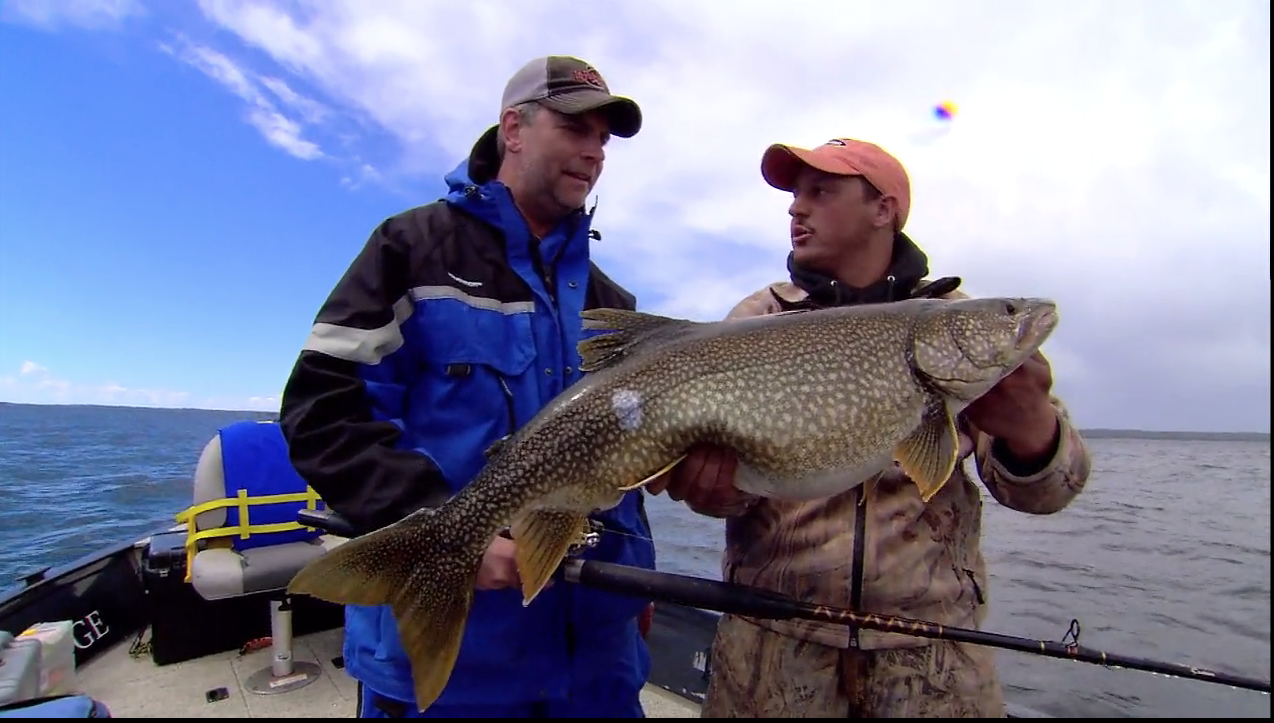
[0,402,1268,717]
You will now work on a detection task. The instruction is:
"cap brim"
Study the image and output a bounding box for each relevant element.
[760,143,862,191]
[540,90,643,138]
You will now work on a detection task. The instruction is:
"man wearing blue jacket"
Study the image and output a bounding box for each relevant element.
[278,55,657,718]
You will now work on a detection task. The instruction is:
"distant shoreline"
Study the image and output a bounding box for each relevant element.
[2,401,1268,442]
[1078,428,1269,442]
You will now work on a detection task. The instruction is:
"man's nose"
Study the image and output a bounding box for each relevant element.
[582,138,605,162]
[788,197,807,218]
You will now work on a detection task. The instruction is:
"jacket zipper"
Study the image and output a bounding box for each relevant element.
[848,488,868,648]
[536,222,576,309]
[497,377,516,436]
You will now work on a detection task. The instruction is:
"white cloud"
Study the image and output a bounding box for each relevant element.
[5,0,1269,431]
[19,361,48,377]
[0,363,279,413]
[0,0,144,30]
[181,0,1267,291]
[158,34,326,160]
[181,0,1270,431]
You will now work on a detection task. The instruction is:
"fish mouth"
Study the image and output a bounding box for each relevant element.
[1017,304,1059,351]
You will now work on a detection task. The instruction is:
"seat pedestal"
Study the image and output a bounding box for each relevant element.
[243,596,323,695]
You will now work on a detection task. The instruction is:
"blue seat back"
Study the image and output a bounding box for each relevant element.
[218,420,324,551]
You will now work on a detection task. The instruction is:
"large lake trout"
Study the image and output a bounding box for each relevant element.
[288,295,1059,710]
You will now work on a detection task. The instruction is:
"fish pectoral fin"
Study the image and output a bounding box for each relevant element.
[577,308,701,372]
[510,509,591,606]
[617,454,687,491]
[894,399,960,503]
[287,508,484,712]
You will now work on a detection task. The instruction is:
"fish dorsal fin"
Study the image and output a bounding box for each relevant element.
[577,308,702,372]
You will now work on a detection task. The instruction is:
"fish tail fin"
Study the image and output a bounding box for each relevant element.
[287,506,486,712]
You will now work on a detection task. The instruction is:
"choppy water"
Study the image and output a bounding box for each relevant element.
[0,403,1269,718]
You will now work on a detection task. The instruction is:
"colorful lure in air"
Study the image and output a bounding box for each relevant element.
[905,101,958,146]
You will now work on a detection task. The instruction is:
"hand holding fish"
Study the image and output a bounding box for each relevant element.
[963,351,1060,462]
[475,535,522,591]
[646,444,760,518]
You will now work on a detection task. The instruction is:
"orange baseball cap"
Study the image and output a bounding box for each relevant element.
[761,138,912,230]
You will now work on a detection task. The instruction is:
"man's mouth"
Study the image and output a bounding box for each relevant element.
[792,226,813,245]
[564,171,591,183]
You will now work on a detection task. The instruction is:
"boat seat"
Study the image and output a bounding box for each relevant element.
[184,427,344,600]
[173,420,346,695]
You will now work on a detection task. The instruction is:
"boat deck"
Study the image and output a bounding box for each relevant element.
[73,625,701,718]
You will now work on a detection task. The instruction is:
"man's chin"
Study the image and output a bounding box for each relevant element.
[791,246,820,264]
[554,189,592,212]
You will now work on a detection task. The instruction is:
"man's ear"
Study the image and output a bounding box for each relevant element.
[500,107,527,154]
[875,195,900,231]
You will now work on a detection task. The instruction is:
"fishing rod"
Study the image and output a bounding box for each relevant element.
[561,558,1271,694]
[295,509,1270,694]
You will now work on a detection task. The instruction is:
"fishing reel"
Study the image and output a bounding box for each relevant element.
[566,519,605,558]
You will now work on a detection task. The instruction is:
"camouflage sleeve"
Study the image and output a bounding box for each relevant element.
[724,287,777,321]
[972,396,1092,515]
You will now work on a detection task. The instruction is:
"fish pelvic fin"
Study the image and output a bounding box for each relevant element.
[577,308,701,372]
[894,398,960,502]
[287,507,484,712]
[510,510,592,605]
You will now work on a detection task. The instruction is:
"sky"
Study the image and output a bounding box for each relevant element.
[0,0,1268,433]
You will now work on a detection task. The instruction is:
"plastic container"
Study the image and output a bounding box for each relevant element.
[16,621,77,696]
[0,631,42,706]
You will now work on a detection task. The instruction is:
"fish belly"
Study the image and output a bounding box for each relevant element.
[733,453,898,500]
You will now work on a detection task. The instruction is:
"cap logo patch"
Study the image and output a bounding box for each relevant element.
[572,67,606,90]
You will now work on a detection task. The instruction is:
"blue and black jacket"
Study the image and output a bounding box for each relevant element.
[278,152,656,709]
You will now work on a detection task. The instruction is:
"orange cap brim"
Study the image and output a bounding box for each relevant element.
[760,143,864,191]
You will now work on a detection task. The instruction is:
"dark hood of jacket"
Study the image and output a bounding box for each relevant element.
[776,231,961,311]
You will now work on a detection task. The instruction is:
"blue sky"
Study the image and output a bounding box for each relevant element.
[0,2,454,411]
[0,0,1268,433]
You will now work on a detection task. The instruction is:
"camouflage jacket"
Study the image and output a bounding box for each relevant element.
[700,280,1093,651]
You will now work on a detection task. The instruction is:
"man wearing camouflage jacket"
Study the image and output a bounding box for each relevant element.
[647,137,1093,717]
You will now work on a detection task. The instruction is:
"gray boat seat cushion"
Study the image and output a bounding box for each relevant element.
[186,431,346,601]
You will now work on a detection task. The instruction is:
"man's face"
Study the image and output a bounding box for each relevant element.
[509,106,610,215]
[787,167,892,272]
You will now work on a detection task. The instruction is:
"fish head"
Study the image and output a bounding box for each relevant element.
[910,297,1059,403]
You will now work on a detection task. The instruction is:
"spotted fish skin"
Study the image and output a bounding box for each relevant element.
[286,295,1059,712]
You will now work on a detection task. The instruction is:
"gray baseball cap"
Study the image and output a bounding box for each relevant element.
[468,55,643,182]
